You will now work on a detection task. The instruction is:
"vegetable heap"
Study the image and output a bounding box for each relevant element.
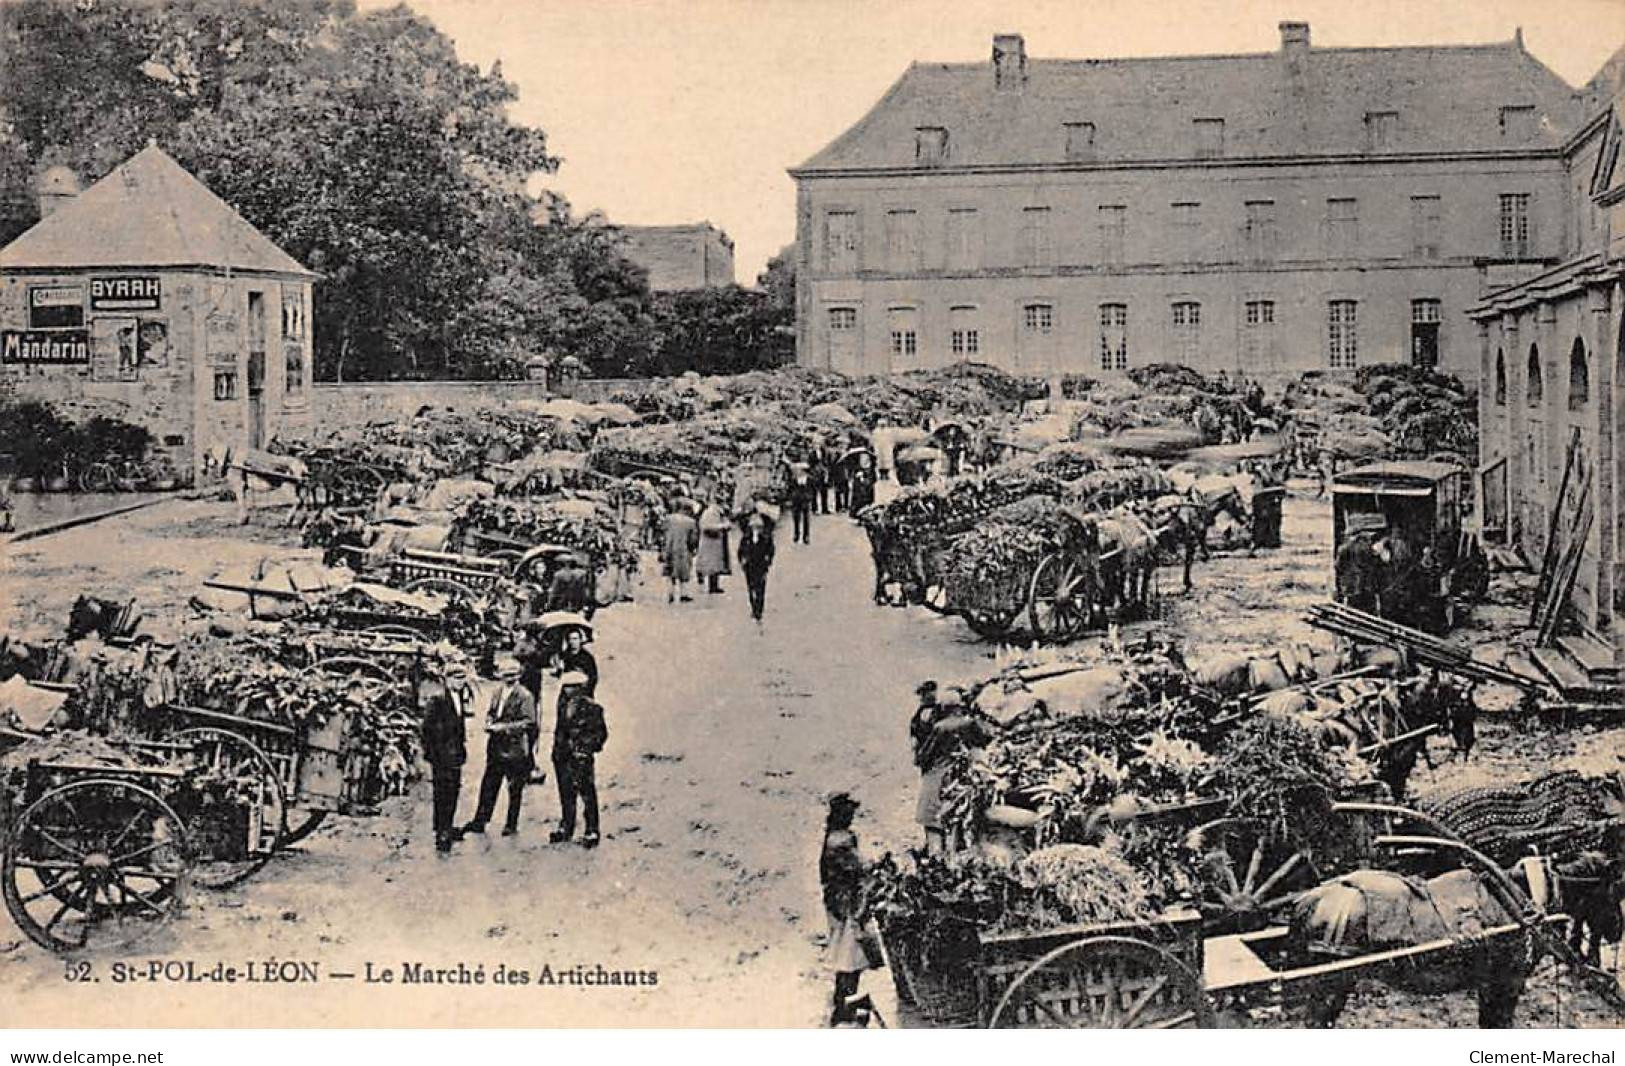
[451,497,642,574]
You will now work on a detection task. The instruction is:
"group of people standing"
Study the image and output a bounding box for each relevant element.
[420,622,608,853]
[659,494,778,623]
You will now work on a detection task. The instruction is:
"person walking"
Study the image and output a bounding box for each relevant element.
[549,675,608,849]
[661,501,699,603]
[788,461,814,545]
[697,497,732,594]
[820,792,881,1026]
[419,678,466,853]
[810,448,831,515]
[737,512,776,623]
[462,667,538,838]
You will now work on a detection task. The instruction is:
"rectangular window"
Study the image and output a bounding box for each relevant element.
[1328,300,1358,369]
[1364,111,1398,151]
[1499,105,1536,141]
[214,370,238,401]
[1325,197,1359,258]
[1023,303,1054,335]
[1171,301,1201,362]
[825,210,859,272]
[1244,200,1277,259]
[1099,303,1128,370]
[27,285,85,330]
[946,208,981,270]
[1410,298,1441,369]
[1498,193,1531,257]
[888,307,918,361]
[285,346,304,397]
[1410,195,1442,258]
[1242,299,1277,366]
[281,290,306,340]
[1171,202,1201,259]
[1019,206,1051,267]
[1098,205,1127,264]
[1193,118,1225,159]
[828,307,857,331]
[949,306,980,357]
[915,126,949,166]
[1064,121,1096,162]
[884,209,919,271]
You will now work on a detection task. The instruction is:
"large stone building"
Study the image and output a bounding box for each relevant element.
[619,222,736,291]
[0,145,316,480]
[1470,63,1625,696]
[790,24,1602,381]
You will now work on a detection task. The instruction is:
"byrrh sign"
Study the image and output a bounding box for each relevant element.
[90,275,161,311]
[2,329,92,365]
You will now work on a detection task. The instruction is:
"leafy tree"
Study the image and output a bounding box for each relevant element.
[757,243,796,314]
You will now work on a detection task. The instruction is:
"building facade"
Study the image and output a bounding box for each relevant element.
[1471,70,1625,693]
[0,146,316,480]
[619,222,736,291]
[791,25,1596,382]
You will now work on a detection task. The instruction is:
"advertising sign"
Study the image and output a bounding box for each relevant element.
[90,275,162,311]
[1,329,91,365]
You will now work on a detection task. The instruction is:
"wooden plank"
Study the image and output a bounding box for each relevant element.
[1531,427,1584,626]
[1538,492,1595,647]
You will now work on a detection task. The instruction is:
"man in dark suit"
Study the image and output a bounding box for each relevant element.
[420,678,466,853]
[550,674,608,849]
[462,666,538,838]
[737,513,777,623]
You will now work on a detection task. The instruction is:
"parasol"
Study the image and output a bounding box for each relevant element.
[537,611,593,640]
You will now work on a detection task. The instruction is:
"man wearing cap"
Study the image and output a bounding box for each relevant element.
[419,677,466,853]
[550,675,607,848]
[462,667,539,838]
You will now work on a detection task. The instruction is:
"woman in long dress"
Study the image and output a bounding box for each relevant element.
[820,792,880,1025]
[661,502,699,603]
[696,498,732,594]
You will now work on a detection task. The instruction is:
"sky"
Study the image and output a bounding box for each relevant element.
[362,0,1625,284]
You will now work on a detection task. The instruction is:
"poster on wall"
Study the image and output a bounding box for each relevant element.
[138,318,170,368]
[90,317,138,380]
[90,276,161,311]
[2,329,90,365]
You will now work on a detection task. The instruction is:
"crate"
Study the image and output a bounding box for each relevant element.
[879,916,984,1028]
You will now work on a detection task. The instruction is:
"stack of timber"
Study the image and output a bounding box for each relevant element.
[1305,602,1544,691]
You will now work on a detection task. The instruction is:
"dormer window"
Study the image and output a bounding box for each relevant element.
[1499,105,1536,141]
[1194,118,1224,159]
[1064,121,1096,162]
[915,126,949,167]
[1364,111,1398,151]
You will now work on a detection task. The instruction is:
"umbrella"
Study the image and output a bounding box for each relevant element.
[537,612,593,640]
[808,402,859,425]
[591,402,642,426]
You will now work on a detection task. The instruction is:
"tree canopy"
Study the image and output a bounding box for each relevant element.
[0,0,788,380]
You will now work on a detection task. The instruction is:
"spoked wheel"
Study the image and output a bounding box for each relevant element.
[1186,818,1317,934]
[2,779,191,955]
[170,728,287,889]
[1028,554,1092,643]
[332,465,385,509]
[282,810,329,846]
[989,936,1213,1029]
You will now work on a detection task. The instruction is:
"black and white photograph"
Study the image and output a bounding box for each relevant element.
[1,0,1624,1044]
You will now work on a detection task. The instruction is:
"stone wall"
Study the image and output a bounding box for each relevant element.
[307,379,553,426]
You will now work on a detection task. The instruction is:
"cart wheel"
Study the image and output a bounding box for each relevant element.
[1186,818,1316,934]
[2,778,191,955]
[171,728,287,889]
[333,466,385,508]
[282,810,329,846]
[989,935,1213,1029]
[1028,554,1091,643]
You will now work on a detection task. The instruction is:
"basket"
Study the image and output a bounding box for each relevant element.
[878,916,983,1028]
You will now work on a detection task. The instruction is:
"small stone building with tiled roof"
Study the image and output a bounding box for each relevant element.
[1469,59,1625,697]
[0,144,316,480]
[790,23,1597,380]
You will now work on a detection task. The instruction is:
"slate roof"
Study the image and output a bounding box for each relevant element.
[0,145,316,277]
[795,36,1588,173]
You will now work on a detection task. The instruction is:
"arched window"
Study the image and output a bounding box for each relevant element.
[1568,338,1589,410]
[1527,345,1543,408]
[1494,350,1507,406]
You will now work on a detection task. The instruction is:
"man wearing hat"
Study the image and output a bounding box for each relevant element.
[419,677,466,853]
[787,459,814,545]
[737,512,776,624]
[550,674,607,848]
[462,665,539,838]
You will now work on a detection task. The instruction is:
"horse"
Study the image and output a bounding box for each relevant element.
[1287,867,1536,1027]
[1512,847,1625,968]
[65,595,140,644]
[1091,508,1158,618]
[1143,485,1251,591]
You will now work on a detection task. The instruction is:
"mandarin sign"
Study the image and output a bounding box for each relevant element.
[90,276,161,311]
[2,329,91,365]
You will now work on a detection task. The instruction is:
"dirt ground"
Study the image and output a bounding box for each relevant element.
[0,486,1620,1028]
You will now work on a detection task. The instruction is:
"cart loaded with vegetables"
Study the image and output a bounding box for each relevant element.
[0,607,455,955]
[870,636,1623,1027]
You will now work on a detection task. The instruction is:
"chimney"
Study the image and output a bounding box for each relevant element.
[993,33,1027,91]
[1278,21,1310,53]
[35,165,81,219]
